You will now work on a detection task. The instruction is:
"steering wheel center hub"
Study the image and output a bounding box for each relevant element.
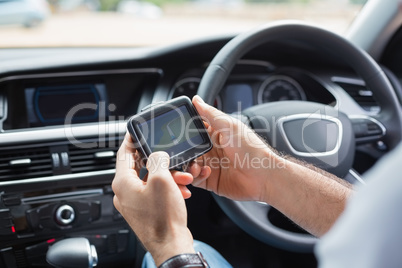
[279,114,342,155]
[243,101,355,177]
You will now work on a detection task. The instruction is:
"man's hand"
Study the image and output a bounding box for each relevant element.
[112,134,195,266]
[189,96,352,237]
[188,95,285,202]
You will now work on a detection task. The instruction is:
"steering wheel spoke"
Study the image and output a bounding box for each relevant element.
[349,115,386,145]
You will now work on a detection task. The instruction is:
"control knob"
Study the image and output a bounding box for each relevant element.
[55,205,75,226]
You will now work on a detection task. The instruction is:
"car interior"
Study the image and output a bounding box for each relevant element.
[1,0,402,267]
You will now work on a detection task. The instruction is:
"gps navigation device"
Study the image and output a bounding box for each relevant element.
[127,96,212,169]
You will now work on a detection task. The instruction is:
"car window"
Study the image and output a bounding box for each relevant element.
[0,0,367,48]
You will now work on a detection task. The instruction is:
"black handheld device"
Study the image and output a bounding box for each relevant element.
[127,96,213,169]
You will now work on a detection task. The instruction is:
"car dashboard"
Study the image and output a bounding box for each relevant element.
[0,31,399,267]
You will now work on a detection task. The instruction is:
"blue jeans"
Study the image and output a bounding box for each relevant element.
[141,240,232,268]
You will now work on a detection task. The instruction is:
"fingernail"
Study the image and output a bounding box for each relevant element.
[200,166,207,177]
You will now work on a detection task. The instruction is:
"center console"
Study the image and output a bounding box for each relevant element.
[0,149,138,268]
[0,68,160,267]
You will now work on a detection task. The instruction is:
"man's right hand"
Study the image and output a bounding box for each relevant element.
[189,96,353,237]
[188,95,285,202]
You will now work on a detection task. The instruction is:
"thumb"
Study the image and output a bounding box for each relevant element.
[192,95,238,133]
[146,151,171,182]
[146,152,183,199]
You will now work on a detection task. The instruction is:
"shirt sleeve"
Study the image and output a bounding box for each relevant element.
[315,143,402,268]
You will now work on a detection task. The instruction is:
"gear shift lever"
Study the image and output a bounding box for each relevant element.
[46,238,98,268]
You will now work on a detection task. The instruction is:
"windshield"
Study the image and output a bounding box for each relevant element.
[0,0,367,48]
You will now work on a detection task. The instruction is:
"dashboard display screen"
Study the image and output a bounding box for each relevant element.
[221,83,253,113]
[25,84,108,127]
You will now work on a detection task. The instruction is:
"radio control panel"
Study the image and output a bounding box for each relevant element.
[0,186,136,267]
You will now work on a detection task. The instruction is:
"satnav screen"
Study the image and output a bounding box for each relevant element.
[138,105,204,156]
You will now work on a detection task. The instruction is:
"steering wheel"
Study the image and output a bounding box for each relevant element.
[197,21,402,252]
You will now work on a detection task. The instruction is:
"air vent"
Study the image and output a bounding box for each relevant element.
[334,79,380,113]
[69,139,121,174]
[0,147,52,181]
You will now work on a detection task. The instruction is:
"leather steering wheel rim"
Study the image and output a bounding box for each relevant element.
[196,21,402,252]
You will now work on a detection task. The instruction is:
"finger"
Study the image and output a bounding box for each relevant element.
[192,166,211,188]
[199,166,211,179]
[186,161,202,178]
[115,133,134,171]
[113,134,144,196]
[146,151,173,185]
[171,172,192,199]
[126,133,146,174]
[134,150,146,171]
[171,170,194,185]
[178,185,192,199]
[116,132,141,175]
